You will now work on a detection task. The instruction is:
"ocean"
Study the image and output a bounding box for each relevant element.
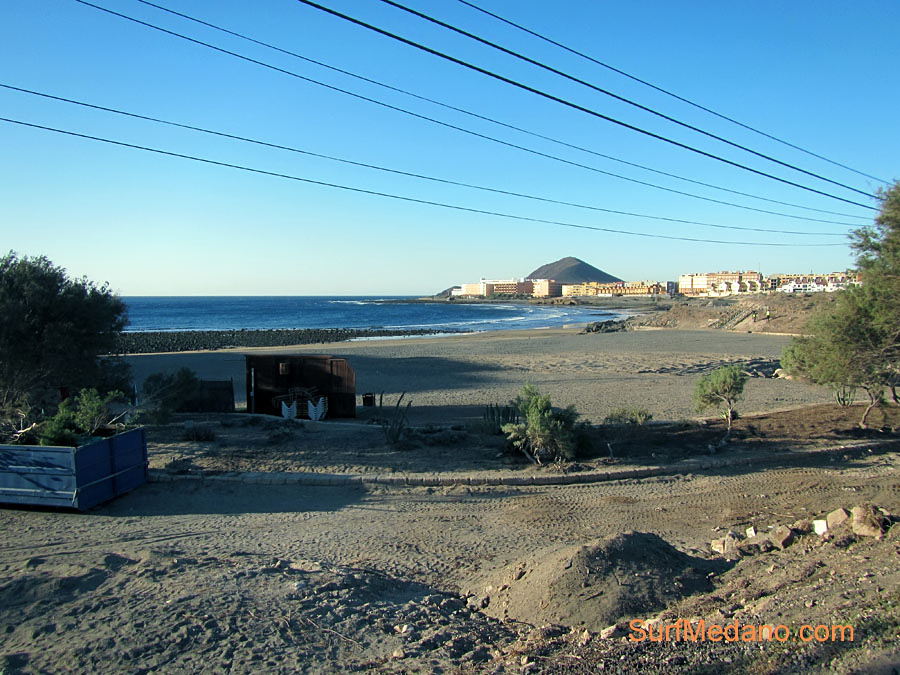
[122,296,623,334]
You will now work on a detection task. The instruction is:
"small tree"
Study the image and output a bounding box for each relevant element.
[781,182,900,429]
[782,290,887,428]
[693,365,747,443]
[502,384,586,464]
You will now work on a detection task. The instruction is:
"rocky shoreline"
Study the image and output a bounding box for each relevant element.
[114,328,443,354]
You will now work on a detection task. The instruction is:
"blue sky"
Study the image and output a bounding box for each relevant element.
[1,0,897,295]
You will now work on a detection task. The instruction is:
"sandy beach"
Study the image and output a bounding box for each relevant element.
[124,326,833,425]
[2,326,898,674]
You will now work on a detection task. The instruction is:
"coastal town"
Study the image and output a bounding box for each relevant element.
[449,269,858,298]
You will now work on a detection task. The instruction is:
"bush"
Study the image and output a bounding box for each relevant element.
[502,384,589,464]
[378,393,412,446]
[832,385,857,407]
[38,399,79,446]
[603,407,653,426]
[37,388,125,446]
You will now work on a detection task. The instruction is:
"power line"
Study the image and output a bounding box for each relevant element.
[132,0,869,221]
[377,0,877,201]
[0,116,847,247]
[71,0,872,224]
[0,83,850,237]
[457,0,890,186]
[294,0,877,210]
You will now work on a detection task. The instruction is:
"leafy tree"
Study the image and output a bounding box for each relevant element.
[0,252,130,418]
[782,181,900,428]
[781,287,887,427]
[693,364,747,443]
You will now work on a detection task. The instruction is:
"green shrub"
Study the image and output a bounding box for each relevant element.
[37,388,124,446]
[603,407,653,426]
[502,384,589,464]
[38,399,79,446]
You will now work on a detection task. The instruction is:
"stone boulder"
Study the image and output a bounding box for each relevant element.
[850,504,889,539]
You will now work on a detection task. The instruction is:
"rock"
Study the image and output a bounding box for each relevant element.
[583,320,627,334]
[813,520,828,536]
[827,508,851,530]
[791,519,813,534]
[391,648,406,660]
[600,624,626,639]
[466,595,489,611]
[710,530,743,555]
[769,526,795,550]
[851,504,888,539]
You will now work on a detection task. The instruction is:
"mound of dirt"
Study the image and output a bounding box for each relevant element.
[0,547,520,674]
[472,532,724,631]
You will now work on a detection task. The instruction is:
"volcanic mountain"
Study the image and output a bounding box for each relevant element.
[526,257,620,284]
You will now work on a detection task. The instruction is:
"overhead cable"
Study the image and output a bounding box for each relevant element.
[132,0,869,220]
[457,0,889,185]
[377,0,877,200]
[71,0,873,223]
[294,0,877,210]
[0,116,847,247]
[0,83,850,236]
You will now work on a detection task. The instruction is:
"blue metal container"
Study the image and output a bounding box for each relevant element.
[0,428,148,510]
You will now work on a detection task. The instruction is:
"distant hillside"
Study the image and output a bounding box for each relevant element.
[526,257,621,284]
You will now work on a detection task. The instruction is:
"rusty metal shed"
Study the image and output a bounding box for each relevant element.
[245,355,356,418]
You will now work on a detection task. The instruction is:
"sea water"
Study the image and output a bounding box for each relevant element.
[122,296,623,334]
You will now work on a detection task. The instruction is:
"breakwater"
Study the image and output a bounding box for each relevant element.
[115,328,440,354]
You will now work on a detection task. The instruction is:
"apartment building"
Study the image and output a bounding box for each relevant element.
[562,281,663,297]
[531,279,563,297]
[679,271,762,296]
[771,273,858,293]
[456,279,533,296]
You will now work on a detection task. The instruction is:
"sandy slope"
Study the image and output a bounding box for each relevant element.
[1,451,898,673]
[2,326,898,673]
